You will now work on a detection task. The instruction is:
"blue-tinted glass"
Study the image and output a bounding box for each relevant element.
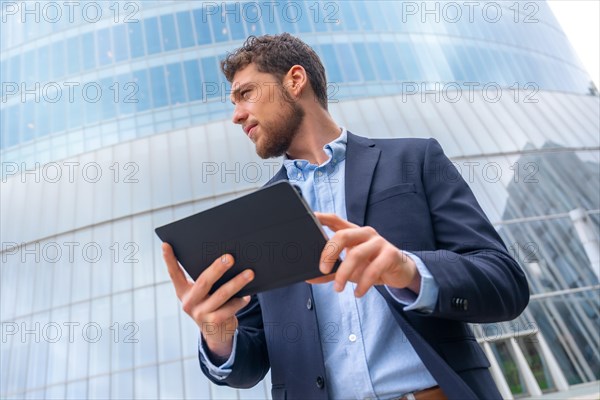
[319,45,343,84]
[51,41,65,80]
[38,46,50,82]
[335,2,356,31]
[176,11,196,48]
[37,103,50,136]
[128,21,145,58]
[201,57,220,99]
[115,73,136,115]
[210,8,229,42]
[184,60,202,101]
[262,3,280,34]
[353,43,376,81]
[84,83,101,125]
[100,78,116,120]
[369,43,392,81]
[113,24,129,62]
[82,32,96,70]
[67,36,81,75]
[166,63,186,105]
[443,44,467,81]
[243,3,264,36]
[228,12,247,39]
[68,92,84,129]
[382,42,405,81]
[22,101,35,142]
[367,2,388,31]
[133,70,151,112]
[276,0,298,33]
[455,45,475,79]
[49,96,66,133]
[5,106,19,147]
[9,54,20,83]
[1,60,6,84]
[150,66,168,108]
[397,43,420,80]
[97,28,112,66]
[145,17,162,54]
[0,108,6,148]
[336,44,361,82]
[160,14,178,51]
[352,2,372,30]
[193,8,212,45]
[23,50,35,83]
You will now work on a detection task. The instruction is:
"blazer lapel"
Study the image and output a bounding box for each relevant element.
[345,132,381,226]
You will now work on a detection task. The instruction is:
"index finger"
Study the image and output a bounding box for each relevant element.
[314,212,359,232]
[162,242,191,299]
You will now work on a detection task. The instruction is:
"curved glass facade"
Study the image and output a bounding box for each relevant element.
[1,1,598,399]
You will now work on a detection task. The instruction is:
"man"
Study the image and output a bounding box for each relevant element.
[162,33,529,399]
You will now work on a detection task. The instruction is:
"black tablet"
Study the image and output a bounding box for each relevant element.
[155,181,340,297]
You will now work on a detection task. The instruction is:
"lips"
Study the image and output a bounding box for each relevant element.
[244,123,258,140]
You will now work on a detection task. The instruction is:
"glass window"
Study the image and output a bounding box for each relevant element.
[111,370,133,399]
[229,10,247,39]
[51,41,65,80]
[353,43,376,81]
[80,32,95,71]
[135,366,158,399]
[243,3,264,35]
[66,302,90,381]
[100,77,116,120]
[167,63,186,105]
[6,105,19,147]
[23,50,35,83]
[88,375,110,399]
[67,36,81,75]
[211,7,230,42]
[161,14,178,51]
[37,45,50,83]
[134,287,157,367]
[319,44,342,83]
[336,43,361,82]
[368,42,392,81]
[335,1,357,31]
[352,2,372,30]
[193,8,212,45]
[144,17,162,54]
[397,42,421,81]
[133,69,151,112]
[128,21,145,58]
[276,1,298,34]
[21,101,35,142]
[9,53,20,83]
[97,27,113,66]
[49,96,66,134]
[176,11,196,48]
[156,284,182,362]
[184,59,202,101]
[150,65,168,108]
[68,88,84,129]
[201,57,220,99]
[159,362,184,399]
[112,24,129,62]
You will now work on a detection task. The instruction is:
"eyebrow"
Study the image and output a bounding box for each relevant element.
[230,82,252,105]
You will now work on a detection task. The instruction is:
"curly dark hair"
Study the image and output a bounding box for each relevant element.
[220,33,328,109]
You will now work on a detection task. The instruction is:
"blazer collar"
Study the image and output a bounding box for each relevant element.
[265,131,381,226]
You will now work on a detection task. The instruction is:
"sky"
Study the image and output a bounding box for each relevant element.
[547,1,600,89]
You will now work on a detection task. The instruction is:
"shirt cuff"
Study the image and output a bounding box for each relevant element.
[198,329,238,380]
[385,251,439,314]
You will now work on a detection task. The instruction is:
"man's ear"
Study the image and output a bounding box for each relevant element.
[283,65,308,98]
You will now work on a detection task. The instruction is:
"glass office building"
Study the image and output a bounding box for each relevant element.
[1,1,598,398]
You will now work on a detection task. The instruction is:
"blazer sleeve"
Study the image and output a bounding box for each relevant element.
[410,138,529,322]
[199,294,270,388]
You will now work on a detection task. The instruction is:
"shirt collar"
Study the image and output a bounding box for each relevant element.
[283,128,348,176]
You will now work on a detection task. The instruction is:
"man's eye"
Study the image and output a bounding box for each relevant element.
[241,90,251,99]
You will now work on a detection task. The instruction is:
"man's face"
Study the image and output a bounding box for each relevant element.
[230,64,305,159]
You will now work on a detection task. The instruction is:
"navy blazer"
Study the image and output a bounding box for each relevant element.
[200,132,530,399]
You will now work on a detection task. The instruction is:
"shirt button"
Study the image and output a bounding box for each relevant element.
[306,298,313,310]
[317,171,323,177]
[297,173,301,179]
[316,376,325,389]
[348,334,357,342]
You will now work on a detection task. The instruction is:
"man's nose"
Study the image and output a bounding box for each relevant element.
[231,104,248,125]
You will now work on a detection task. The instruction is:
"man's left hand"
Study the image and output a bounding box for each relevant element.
[306,212,421,297]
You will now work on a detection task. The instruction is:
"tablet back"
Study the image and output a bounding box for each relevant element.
[155,181,337,297]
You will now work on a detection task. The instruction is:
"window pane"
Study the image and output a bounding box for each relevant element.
[201,57,220,99]
[167,63,186,105]
[144,17,162,54]
[82,32,96,70]
[353,43,376,81]
[150,65,168,108]
[97,27,113,66]
[210,7,229,42]
[161,14,178,51]
[23,50,35,83]
[38,45,50,82]
[184,59,202,101]
[128,21,145,58]
[51,40,65,80]
[319,44,342,83]
[113,24,129,62]
[133,69,151,112]
[193,8,212,45]
[176,11,195,48]
[67,36,81,75]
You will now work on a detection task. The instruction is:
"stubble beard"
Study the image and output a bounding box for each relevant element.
[255,93,305,159]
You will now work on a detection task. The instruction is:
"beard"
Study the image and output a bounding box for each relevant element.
[254,90,305,159]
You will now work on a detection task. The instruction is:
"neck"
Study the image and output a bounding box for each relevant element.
[285,107,341,164]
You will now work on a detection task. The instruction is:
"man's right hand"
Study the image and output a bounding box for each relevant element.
[162,242,255,360]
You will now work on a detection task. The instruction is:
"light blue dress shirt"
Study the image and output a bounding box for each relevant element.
[200,129,440,399]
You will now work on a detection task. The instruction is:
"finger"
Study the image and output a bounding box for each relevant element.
[320,227,377,274]
[333,239,379,292]
[314,212,359,232]
[199,295,252,330]
[353,250,393,298]
[184,254,237,310]
[200,269,255,313]
[306,274,335,285]
[162,242,191,299]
